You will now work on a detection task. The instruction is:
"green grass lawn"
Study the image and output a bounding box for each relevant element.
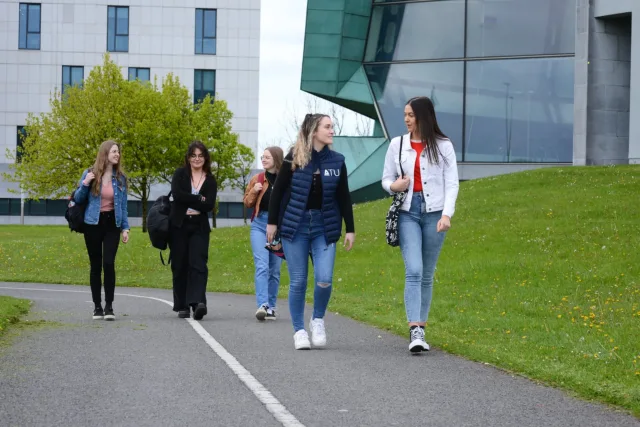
[1,165,639,415]
[0,296,31,337]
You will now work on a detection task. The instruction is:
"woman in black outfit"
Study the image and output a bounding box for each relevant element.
[169,141,217,320]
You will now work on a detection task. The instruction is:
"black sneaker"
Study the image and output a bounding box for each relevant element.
[266,308,276,320]
[104,305,115,321]
[255,304,268,321]
[409,326,429,353]
[92,306,104,320]
[178,309,190,318]
[193,303,207,321]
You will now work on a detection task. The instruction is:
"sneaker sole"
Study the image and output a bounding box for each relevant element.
[409,340,426,353]
[92,315,104,320]
[255,310,267,321]
[193,304,207,321]
[266,316,276,321]
[104,315,115,321]
[178,312,190,319]
[295,343,311,350]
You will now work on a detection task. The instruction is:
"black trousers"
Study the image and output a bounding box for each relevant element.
[83,211,121,306]
[169,217,210,311]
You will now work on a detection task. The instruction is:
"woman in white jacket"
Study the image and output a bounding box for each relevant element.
[381,96,459,353]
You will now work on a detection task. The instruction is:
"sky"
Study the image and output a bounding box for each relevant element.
[256,0,371,152]
[257,0,308,149]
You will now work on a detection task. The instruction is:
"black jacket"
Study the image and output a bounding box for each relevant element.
[170,167,217,230]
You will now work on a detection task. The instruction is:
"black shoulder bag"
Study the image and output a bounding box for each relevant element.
[385,136,408,247]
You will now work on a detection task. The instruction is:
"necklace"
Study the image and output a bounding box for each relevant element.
[191,171,205,190]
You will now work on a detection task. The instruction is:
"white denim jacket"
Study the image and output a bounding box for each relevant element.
[381,133,459,218]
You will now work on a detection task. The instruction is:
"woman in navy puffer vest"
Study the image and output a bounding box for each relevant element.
[267,113,356,350]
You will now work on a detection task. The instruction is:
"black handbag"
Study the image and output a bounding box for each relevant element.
[385,136,408,247]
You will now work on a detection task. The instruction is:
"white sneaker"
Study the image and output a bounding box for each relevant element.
[409,327,430,353]
[293,330,311,350]
[309,318,327,347]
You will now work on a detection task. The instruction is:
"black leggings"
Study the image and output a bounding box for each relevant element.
[169,217,210,311]
[83,211,121,306]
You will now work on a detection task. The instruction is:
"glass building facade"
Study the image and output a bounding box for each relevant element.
[363,0,576,163]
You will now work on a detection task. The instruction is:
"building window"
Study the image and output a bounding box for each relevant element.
[19,3,41,50]
[107,6,129,52]
[62,66,84,94]
[128,67,150,82]
[465,57,574,163]
[195,9,217,55]
[16,126,27,162]
[365,2,464,62]
[194,70,216,103]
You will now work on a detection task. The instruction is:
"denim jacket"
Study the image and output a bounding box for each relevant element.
[74,169,130,230]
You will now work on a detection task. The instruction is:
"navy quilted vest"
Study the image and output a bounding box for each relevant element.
[280,147,345,244]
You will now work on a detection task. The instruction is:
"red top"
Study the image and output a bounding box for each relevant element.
[410,141,424,192]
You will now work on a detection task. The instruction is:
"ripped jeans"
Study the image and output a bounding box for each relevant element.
[282,210,336,332]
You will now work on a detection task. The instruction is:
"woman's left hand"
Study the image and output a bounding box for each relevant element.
[343,232,355,251]
[122,230,130,244]
[436,216,451,233]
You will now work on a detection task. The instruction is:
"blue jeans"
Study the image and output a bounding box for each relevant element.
[250,212,283,309]
[282,210,336,332]
[398,192,446,323]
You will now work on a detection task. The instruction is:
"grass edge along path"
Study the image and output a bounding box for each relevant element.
[0,165,638,417]
[0,296,31,338]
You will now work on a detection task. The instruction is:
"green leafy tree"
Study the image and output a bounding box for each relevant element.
[4,54,246,231]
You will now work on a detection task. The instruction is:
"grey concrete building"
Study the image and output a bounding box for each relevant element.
[576,0,639,165]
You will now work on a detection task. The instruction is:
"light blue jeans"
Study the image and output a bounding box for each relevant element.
[398,192,446,323]
[250,212,283,309]
[282,210,336,332]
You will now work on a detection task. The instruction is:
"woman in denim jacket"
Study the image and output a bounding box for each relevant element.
[75,140,130,321]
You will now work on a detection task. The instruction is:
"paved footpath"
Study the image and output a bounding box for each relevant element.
[0,282,638,427]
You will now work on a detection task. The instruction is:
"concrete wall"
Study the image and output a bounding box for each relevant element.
[586,13,631,165]
[577,0,640,165]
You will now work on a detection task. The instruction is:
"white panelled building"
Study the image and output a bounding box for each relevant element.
[0,0,260,225]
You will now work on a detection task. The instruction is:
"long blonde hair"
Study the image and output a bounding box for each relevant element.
[291,113,329,171]
[91,140,125,195]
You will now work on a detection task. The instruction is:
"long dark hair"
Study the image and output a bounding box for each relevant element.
[184,140,212,176]
[407,96,449,166]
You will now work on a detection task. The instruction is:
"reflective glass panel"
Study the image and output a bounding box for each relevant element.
[203,38,216,55]
[137,68,150,82]
[465,57,574,163]
[115,35,128,52]
[204,10,216,38]
[71,67,84,86]
[28,5,40,32]
[116,7,129,35]
[19,4,27,48]
[27,33,40,49]
[466,0,576,57]
[365,62,464,159]
[365,1,465,62]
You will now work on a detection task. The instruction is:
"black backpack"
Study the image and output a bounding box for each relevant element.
[147,192,172,265]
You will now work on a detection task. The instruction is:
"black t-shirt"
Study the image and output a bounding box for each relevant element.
[259,171,276,213]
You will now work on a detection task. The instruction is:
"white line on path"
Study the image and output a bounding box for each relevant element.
[0,286,305,427]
